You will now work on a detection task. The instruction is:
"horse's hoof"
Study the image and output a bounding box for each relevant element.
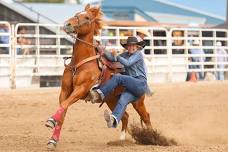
[120,131,126,141]
[47,139,57,150]
[45,118,57,129]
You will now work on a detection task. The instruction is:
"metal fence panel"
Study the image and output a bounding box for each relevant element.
[1,23,228,88]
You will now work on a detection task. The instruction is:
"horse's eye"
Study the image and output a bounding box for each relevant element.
[85,16,90,20]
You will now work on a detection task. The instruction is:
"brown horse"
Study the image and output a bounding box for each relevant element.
[45,4,152,149]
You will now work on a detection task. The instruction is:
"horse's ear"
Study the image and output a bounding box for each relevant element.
[85,4,90,11]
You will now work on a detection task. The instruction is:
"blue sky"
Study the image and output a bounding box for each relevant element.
[167,0,226,17]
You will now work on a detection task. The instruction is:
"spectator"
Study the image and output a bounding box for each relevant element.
[0,24,9,54]
[136,29,150,41]
[189,40,205,80]
[136,29,150,49]
[17,27,31,55]
[172,30,184,54]
[216,41,227,80]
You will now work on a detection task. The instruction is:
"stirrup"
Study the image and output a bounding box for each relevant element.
[45,118,57,129]
[91,83,99,90]
[90,89,101,104]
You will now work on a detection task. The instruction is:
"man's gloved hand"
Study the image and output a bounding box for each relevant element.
[111,49,117,61]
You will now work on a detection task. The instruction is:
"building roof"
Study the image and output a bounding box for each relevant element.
[102,0,225,25]
[22,3,84,24]
[0,0,84,24]
[0,0,225,26]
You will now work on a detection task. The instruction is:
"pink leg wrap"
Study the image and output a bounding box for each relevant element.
[52,125,62,141]
[52,106,65,121]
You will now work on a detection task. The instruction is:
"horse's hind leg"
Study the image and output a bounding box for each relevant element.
[119,112,129,140]
[132,95,152,129]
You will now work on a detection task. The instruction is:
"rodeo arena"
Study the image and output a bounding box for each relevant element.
[1,0,228,151]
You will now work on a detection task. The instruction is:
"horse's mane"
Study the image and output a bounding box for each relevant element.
[88,6,103,36]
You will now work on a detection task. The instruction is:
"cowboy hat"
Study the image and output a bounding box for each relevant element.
[216,41,222,46]
[136,29,151,37]
[120,36,146,49]
[94,36,101,42]
[193,40,200,45]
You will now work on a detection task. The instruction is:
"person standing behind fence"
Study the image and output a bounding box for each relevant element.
[136,29,151,48]
[216,41,227,80]
[17,27,31,55]
[189,40,205,80]
[0,24,9,54]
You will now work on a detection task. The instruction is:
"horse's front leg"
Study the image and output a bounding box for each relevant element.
[46,69,73,148]
[47,82,90,123]
[46,71,94,125]
[46,83,89,149]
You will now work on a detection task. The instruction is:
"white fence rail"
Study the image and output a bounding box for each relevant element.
[0,21,12,88]
[13,23,73,88]
[1,22,228,88]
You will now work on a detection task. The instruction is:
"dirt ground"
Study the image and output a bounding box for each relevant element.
[1,81,228,152]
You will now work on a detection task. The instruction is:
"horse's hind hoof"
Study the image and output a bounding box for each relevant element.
[47,139,57,150]
[45,118,57,129]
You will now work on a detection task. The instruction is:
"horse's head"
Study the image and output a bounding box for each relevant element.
[63,4,103,36]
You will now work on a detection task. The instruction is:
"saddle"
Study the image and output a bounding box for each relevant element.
[85,46,125,105]
[99,56,125,85]
[96,45,125,85]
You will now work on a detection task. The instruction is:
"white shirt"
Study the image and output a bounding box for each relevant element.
[217,48,227,63]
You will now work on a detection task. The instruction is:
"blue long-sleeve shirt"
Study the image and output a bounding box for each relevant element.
[104,49,153,96]
[0,29,9,44]
[104,50,147,80]
[190,48,205,62]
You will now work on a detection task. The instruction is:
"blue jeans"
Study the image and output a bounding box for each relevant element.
[217,65,225,80]
[189,64,204,80]
[190,58,205,80]
[97,74,147,127]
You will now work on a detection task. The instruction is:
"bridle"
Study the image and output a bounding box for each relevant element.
[65,12,97,47]
[63,12,101,76]
[72,14,96,30]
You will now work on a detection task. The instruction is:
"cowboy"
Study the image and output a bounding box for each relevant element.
[90,36,149,128]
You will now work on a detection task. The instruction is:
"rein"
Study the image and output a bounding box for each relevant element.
[63,34,100,76]
[70,33,96,48]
